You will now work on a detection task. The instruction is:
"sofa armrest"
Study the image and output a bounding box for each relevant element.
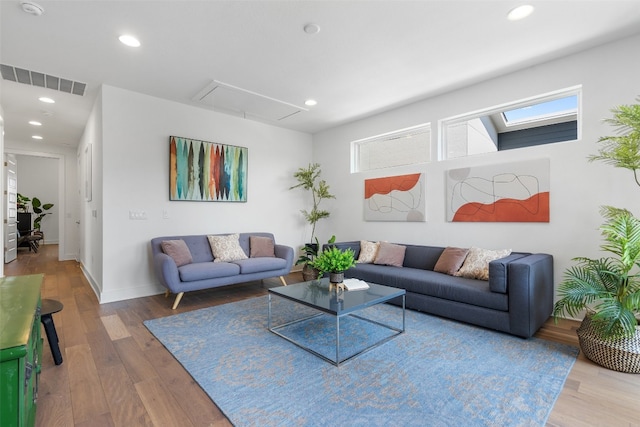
[507,253,554,338]
[488,253,528,293]
[154,252,181,292]
[274,244,294,271]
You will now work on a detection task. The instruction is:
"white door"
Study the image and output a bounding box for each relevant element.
[4,154,18,263]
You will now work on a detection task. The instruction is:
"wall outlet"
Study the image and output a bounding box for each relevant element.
[129,210,147,220]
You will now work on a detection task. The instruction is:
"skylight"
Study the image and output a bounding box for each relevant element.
[502,95,578,126]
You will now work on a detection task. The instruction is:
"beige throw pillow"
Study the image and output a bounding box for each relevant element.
[250,236,275,258]
[455,247,511,281]
[374,242,406,267]
[434,247,469,276]
[207,233,248,262]
[161,239,193,267]
[357,240,380,264]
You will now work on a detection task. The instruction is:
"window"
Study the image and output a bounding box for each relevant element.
[352,123,431,173]
[439,87,581,160]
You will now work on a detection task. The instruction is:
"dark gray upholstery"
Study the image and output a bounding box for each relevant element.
[329,241,553,338]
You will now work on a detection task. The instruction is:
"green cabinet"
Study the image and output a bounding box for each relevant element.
[0,275,43,427]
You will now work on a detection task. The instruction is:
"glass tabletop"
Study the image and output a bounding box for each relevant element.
[269,277,405,316]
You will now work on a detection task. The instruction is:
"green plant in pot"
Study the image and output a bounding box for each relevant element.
[295,235,335,281]
[310,245,356,285]
[553,98,640,373]
[16,193,54,231]
[290,163,336,280]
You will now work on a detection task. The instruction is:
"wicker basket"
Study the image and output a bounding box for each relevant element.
[576,312,640,374]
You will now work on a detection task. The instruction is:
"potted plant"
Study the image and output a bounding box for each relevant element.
[553,98,640,373]
[290,163,335,244]
[16,193,54,232]
[310,245,356,284]
[296,235,335,281]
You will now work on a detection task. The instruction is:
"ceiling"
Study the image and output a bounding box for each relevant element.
[1,1,640,148]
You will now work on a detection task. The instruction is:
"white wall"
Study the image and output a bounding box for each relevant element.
[4,140,79,261]
[92,85,312,303]
[312,33,640,301]
[16,155,59,243]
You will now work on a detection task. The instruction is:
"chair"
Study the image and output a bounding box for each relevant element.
[17,229,42,253]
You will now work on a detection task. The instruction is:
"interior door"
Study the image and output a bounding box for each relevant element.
[4,154,18,263]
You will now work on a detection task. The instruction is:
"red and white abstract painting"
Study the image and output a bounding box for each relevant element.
[364,173,426,222]
[446,159,549,222]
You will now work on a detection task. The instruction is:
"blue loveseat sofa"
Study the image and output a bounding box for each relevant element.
[151,232,294,309]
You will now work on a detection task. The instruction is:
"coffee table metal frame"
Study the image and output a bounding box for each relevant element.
[268,279,406,366]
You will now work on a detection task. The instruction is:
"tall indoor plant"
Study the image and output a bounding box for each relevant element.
[290,163,336,280]
[290,163,335,244]
[553,98,640,373]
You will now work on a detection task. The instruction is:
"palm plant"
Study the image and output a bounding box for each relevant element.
[588,97,640,187]
[553,208,640,339]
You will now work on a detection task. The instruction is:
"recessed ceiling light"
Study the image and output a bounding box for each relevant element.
[303,23,321,34]
[305,99,318,107]
[119,34,141,47]
[29,120,42,126]
[32,135,43,140]
[38,97,55,104]
[507,5,534,21]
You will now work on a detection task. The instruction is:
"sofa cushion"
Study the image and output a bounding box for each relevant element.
[344,264,508,311]
[374,242,406,267]
[208,233,248,262]
[232,257,287,274]
[456,247,512,281]
[403,245,445,270]
[161,239,193,267]
[357,240,380,263]
[434,247,469,275]
[178,261,240,282]
[250,236,275,258]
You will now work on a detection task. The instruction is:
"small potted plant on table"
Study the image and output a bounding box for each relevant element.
[310,245,356,286]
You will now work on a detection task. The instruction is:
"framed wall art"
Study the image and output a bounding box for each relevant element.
[364,173,425,222]
[446,158,549,222]
[170,136,247,202]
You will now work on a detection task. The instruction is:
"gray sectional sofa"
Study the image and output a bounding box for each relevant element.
[151,232,294,309]
[328,241,554,338]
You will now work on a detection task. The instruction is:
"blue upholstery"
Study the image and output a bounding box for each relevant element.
[151,232,294,308]
[330,241,553,338]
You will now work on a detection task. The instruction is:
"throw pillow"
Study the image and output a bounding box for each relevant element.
[207,233,248,263]
[455,247,512,281]
[161,239,193,267]
[357,240,380,263]
[250,236,275,258]
[374,242,406,267]
[434,247,469,276]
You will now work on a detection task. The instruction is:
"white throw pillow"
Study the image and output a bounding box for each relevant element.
[455,247,511,281]
[357,240,380,264]
[207,233,248,262]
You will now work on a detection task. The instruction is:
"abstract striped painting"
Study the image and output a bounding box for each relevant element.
[446,158,549,222]
[170,136,247,202]
[364,173,426,221]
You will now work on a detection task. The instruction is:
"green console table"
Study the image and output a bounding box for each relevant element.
[0,274,44,427]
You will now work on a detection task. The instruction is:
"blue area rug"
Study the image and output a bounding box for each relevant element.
[144,296,578,426]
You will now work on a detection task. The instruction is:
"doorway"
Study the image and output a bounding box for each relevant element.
[3,150,67,263]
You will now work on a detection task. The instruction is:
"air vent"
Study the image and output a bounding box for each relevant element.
[0,64,86,96]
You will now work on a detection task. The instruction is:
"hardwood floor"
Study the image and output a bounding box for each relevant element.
[5,244,639,426]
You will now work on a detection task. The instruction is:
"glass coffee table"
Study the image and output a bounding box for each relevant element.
[268,278,406,366]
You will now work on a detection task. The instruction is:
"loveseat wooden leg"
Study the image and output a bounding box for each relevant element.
[172,292,184,309]
[164,290,170,298]
[279,276,287,286]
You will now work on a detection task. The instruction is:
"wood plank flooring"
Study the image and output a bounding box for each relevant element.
[5,244,639,426]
